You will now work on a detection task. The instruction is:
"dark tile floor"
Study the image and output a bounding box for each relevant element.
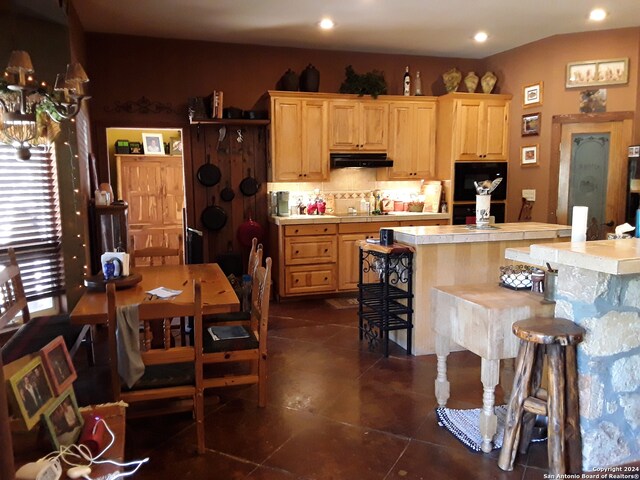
[75,299,570,479]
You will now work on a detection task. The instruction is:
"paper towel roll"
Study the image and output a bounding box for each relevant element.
[571,206,588,242]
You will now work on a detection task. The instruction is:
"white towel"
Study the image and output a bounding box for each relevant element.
[116,304,145,388]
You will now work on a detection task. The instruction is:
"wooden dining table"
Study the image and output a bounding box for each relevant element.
[70,264,240,325]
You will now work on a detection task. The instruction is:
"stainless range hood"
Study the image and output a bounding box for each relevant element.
[330,152,393,168]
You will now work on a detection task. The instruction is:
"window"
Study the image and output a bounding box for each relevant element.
[0,144,65,301]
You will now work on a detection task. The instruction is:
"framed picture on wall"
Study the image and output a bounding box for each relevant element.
[521,145,538,166]
[523,82,543,108]
[521,112,541,136]
[566,58,628,88]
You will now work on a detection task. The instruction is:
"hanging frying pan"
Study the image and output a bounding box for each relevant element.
[197,153,221,187]
[220,181,235,202]
[201,195,227,231]
[239,168,260,196]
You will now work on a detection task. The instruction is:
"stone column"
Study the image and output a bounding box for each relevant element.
[554,267,640,470]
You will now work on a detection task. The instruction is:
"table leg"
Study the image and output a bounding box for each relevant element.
[435,333,450,407]
[480,358,500,453]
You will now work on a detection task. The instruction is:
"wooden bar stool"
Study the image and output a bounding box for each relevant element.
[498,317,585,476]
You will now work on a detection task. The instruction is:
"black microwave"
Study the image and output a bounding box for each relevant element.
[453,162,508,202]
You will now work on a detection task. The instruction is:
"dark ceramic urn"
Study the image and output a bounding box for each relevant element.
[280,69,299,91]
[300,64,320,92]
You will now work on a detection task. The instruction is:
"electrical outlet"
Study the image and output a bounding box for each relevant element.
[522,189,536,201]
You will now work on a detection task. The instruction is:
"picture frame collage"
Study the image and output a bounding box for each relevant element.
[520,82,542,166]
[6,336,83,449]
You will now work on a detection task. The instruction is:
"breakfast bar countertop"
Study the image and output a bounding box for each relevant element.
[393,222,572,245]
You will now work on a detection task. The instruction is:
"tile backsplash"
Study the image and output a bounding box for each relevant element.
[267,168,438,214]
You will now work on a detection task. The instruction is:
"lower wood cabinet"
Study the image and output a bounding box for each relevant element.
[285,264,337,295]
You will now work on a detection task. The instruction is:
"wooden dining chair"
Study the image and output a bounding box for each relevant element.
[131,234,188,345]
[1,248,93,365]
[202,257,272,408]
[106,279,205,454]
[130,233,184,267]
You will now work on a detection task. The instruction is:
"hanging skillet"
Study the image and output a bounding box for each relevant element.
[239,168,260,196]
[197,153,221,187]
[220,181,235,202]
[201,195,227,231]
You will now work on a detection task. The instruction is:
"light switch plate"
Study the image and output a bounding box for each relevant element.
[522,189,536,201]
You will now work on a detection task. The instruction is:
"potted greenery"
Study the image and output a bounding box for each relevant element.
[339,65,387,98]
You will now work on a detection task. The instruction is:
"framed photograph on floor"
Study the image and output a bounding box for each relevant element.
[142,133,165,155]
[40,335,77,396]
[521,112,541,136]
[521,145,538,167]
[8,357,55,430]
[42,389,84,450]
[523,82,543,108]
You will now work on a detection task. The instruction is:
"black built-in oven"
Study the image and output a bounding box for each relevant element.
[454,162,508,202]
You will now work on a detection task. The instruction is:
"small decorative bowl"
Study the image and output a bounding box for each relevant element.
[499,265,534,290]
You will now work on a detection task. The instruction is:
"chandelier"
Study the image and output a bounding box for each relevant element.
[0,50,90,160]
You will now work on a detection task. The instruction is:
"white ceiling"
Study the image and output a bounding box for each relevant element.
[74,0,640,58]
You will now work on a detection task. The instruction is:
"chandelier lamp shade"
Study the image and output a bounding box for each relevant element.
[0,50,90,160]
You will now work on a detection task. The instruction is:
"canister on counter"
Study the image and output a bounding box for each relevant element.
[380,229,394,246]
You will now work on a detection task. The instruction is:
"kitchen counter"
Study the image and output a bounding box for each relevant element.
[269,212,450,225]
[394,222,571,245]
[506,238,640,470]
[389,222,570,355]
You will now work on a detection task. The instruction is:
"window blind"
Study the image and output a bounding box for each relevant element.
[0,145,65,300]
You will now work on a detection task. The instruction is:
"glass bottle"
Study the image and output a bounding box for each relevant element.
[414,71,423,96]
[403,66,411,96]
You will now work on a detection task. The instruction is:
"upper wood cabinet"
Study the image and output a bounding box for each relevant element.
[436,93,511,170]
[269,93,328,182]
[381,99,437,180]
[328,99,388,151]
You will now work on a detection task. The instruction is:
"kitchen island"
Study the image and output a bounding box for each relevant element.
[392,222,571,355]
[504,239,640,470]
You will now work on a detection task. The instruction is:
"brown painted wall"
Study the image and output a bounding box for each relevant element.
[84,27,640,237]
[484,27,640,222]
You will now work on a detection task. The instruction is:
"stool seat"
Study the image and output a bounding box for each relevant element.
[499,317,585,476]
[513,316,585,345]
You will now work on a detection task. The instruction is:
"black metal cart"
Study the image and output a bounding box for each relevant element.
[357,241,414,356]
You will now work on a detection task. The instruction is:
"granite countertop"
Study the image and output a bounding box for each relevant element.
[393,222,572,245]
[269,212,450,225]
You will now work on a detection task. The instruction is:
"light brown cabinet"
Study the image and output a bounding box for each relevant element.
[382,100,437,179]
[329,99,388,151]
[281,224,337,296]
[437,93,511,165]
[116,155,184,251]
[269,94,328,182]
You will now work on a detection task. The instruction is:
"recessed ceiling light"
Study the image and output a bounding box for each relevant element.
[474,31,488,43]
[589,8,607,21]
[319,18,335,30]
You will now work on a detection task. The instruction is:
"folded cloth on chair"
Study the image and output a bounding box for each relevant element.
[116,304,144,388]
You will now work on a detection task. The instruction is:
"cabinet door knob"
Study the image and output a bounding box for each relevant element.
[324,248,328,253]
[295,279,299,283]
[295,229,299,233]
[324,277,328,281]
[295,250,299,254]
[323,228,328,232]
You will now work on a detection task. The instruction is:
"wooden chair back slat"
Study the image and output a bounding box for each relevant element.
[130,234,184,267]
[0,248,30,328]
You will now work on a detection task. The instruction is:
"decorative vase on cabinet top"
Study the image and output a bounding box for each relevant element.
[280,69,299,91]
[442,68,462,93]
[464,72,479,93]
[300,64,320,92]
[481,71,497,94]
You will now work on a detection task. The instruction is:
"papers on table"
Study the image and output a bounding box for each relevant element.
[208,325,250,341]
[146,287,182,299]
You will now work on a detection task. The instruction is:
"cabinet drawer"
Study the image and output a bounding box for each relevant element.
[284,236,337,265]
[284,224,337,236]
[338,222,399,234]
[285,265,336,294]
